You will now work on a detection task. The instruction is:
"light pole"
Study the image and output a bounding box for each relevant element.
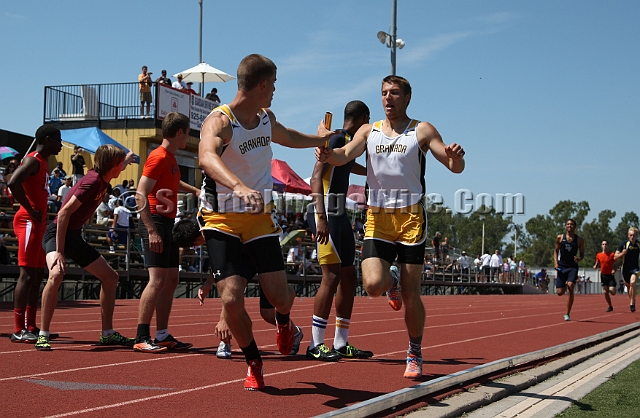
[513,224,518,259]
[480,215,485,256]
[377,0,406,75]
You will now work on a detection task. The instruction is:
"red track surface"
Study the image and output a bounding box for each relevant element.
[2,294,638,417]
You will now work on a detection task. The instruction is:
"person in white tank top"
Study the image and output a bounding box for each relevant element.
[198,54,333,391]
[316,75,466,379]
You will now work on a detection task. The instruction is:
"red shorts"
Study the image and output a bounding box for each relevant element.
[13,208,47,268]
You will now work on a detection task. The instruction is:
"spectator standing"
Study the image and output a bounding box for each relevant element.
[155,70,171,86]
[138,65,153,117]
[205,87,221,103]
[518,258,527,283]
[481,251,491,282]
[172,74,187,91]
[458,251,470,280]
[441,236,450,261]
[432,232,441,264]
[184,82,198,95]
[70,146,86,184]
[489,250,502,282]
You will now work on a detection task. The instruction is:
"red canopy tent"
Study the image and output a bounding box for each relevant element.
[271,159,311,195]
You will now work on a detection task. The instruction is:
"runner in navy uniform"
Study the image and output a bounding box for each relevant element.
[553,219,584,321]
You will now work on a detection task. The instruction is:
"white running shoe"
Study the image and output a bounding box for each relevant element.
[216,341,232,358]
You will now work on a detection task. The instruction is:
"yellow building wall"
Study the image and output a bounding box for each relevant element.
[47,126,201,189]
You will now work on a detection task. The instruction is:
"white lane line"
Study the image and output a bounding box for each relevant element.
[497,342,640,417]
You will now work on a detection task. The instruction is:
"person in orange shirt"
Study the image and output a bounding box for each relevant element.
[133,112,200,353]
[138,65,153,117]
[594,240,618,312]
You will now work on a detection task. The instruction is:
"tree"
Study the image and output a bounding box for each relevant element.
[582,210,617,265]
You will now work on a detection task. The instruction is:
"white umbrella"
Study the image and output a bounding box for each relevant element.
[174,62,235,84]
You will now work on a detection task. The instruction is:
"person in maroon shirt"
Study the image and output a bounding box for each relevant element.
[35,144,136,351]
[8,125,62,343]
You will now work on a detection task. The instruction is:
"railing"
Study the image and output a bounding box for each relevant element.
[44,82,157,122]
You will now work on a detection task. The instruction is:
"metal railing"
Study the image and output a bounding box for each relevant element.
[44,82,157,122]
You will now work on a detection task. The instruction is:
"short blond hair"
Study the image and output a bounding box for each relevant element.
[93,144,126,175]
[629,227,639,235]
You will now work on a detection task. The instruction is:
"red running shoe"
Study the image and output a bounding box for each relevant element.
[244,360,264,391]
[276,320,294,355]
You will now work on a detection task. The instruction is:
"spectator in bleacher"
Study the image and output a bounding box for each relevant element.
[481,251,491,282]
[489,249,502,282]
[519,258,527,283]
[48,168,63,195]
[36,144,137,350]
[57,176,73,203]
[113,179,129,195]
[71,146,86,185]
[184,82,198,95]
[172,74,187,91]
[432,232,441,264]
[205,87,221,103]
[7,124,62,343]
[108,187,121,210]
[51,161,66,178]
[108,198,132,252]
[95,194,112,226]
[139,65,153,117]
[128,179,135,190]
[155,70,171,86]
[4,159,17,182]
[441,236,450,261]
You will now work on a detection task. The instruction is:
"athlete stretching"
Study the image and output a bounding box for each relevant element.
[317,75,465,379]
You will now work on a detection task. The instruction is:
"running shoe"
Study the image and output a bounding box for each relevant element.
[100,331,135,346]
[631,304,636,313]
[154,334,193,350]
[606,306,613,312]
[306,343,341,362]
[387,273,402,311]
[290,326,303,355]
[31,327,59,340]
[35,335,52,351]
[332,343,374,359]
[216,341,232,359]
[11,329,37,343]
[244,360,265,391]
[403,354,423,379]
[133,336,167,353]
[276,320,294,355]
[563,314,571,321]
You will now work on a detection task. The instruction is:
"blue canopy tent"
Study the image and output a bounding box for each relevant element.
[60,127,139,163]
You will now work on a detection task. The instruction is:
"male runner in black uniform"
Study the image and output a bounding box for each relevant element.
[615,227,640,312]
[553,219,584,321]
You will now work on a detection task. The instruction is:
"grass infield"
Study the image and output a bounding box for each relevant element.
[557,359,640,417]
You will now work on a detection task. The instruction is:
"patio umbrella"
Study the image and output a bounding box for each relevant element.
[280,229,307,247]
[0,146,19,161]
[175,62,235,94]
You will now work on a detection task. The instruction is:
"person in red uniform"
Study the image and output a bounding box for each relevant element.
[595,240,618,312]
[133,112,200,353]
[34,144,137,351]
[8,125,62,343]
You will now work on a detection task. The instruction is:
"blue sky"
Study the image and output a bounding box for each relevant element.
[1,1,638,228]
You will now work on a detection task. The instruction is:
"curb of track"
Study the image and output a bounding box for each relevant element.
[314,322,640,418]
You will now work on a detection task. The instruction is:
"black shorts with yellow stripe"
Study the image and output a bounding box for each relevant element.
[307,206,355,267]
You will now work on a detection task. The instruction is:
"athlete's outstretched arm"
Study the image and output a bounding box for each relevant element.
[199,113,264,212]
[418,122,465,173]
[317,123,370,167]
[268,110,333,149]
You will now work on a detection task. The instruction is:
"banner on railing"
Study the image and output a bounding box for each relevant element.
[156,84,217,131]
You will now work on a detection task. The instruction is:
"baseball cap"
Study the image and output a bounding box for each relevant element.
[186,81,193,85]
